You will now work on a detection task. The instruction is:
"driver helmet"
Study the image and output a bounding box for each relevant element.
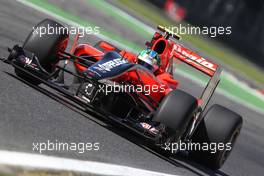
[137,49,161,72]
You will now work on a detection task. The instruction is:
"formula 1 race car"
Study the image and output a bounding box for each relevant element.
[1,19,242,170]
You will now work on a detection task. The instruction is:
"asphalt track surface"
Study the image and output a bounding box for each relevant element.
[0,1,263,176]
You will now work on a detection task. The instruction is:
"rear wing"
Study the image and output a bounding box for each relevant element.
[171,44,218,77]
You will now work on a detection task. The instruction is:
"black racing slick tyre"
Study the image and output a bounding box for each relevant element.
[153,89,197,140]
[190,104,243,170]
[15,19,69,85]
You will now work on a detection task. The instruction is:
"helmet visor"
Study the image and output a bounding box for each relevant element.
[138,50,160,72]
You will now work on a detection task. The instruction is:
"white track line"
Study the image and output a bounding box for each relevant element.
[0,150,178,176]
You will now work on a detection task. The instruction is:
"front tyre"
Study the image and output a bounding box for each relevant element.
[15,19,69,85]
[153,90,197,142]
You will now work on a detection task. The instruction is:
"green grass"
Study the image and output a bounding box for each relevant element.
[118,0,264,86]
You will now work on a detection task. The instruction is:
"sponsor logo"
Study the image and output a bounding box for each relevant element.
[140,122,152,129]
[172,44,217,71]
[140,123,159,134]
[94,58,127,72]
[20,56,32,65]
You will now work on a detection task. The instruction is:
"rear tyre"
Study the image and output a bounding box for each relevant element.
[15,19,69,85]
[190,104,242,170]
[153,90,197,141]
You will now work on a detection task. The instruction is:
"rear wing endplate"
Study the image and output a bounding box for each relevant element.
[200,66,222,110]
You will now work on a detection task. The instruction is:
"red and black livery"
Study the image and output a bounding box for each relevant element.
[1,19,242,170]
